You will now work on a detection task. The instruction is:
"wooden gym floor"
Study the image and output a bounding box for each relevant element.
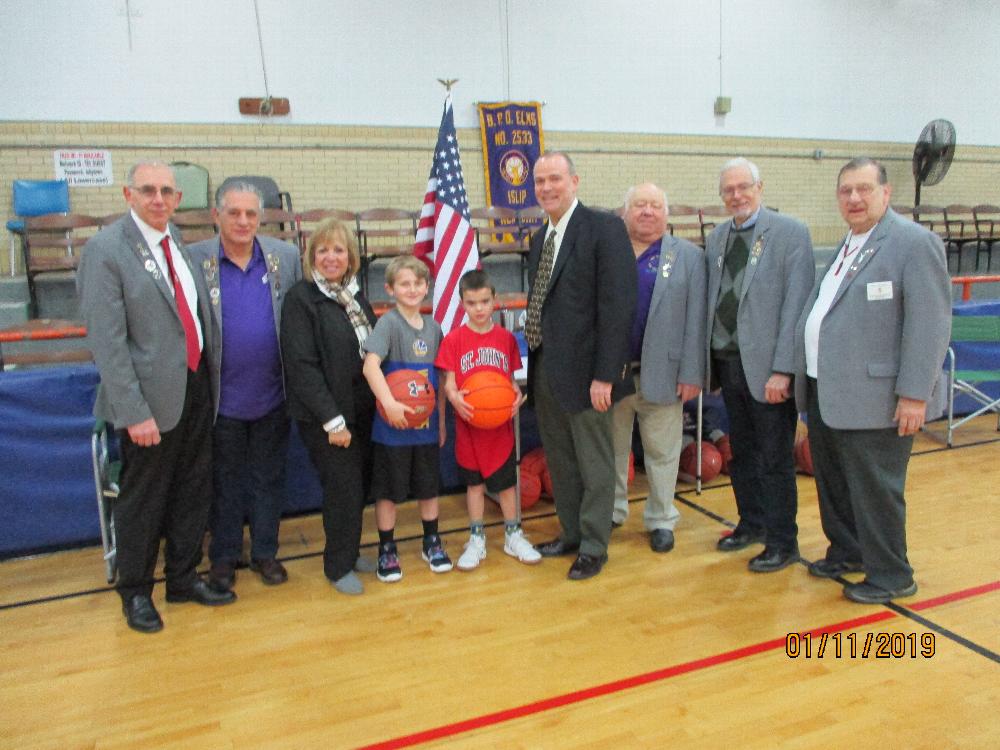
[1,416,997,749]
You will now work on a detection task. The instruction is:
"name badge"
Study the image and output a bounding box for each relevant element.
[866,281,893,301]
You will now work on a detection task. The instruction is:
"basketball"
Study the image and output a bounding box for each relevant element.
[714,434,733,475]
[677,441,723,483]
[461,370,518,429]
[541,468,554,498]
[520,471,542,510]
[521,447,548,479]
[378,369,436,428]
[794,435,814,476]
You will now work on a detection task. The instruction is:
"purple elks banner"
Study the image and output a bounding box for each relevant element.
[477,102,544,231]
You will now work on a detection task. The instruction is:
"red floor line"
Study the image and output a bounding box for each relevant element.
[358,580,998,750]
[906,579,1000,611]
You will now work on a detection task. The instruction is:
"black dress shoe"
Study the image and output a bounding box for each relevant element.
[251,558,288,585]
[567,552,607,580]
[843,579,917,604]
[716,528,765,552]
[166,578,237,606]
[808,558,864,579]
[208,560,236,591]
[649,528,675,553]
[122,594,163,633]
[748,546,799,572]
[535,538,580,557]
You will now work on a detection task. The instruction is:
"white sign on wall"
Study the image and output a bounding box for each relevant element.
[53,150,114,186]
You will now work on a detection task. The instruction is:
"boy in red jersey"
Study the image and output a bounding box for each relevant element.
[436,270,541,570]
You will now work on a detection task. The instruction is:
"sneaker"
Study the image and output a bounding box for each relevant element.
[421,536,454,573]
[377,547,403,583]
[504,528,542,565]
[457,534,487,571]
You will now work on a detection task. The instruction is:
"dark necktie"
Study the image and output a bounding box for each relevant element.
[159,236,200,372]
[524,230,556,350]
[715,231,749,338]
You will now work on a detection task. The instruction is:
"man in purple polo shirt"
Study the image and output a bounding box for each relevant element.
[611,183,706,552]
[188,182,302,589]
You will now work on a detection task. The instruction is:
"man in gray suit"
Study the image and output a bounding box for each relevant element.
[795,157,950,604]
[188,183,302,591]
[78,161,234,634]
[705,158,814,572]
[612,183,706,552]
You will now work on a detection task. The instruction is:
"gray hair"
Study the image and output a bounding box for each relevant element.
[719,157,761,188]
[215,181,265,212]
[126,161,174,187]
[838,157,888,186]
[624,183,669,213]
[537,150,577,176]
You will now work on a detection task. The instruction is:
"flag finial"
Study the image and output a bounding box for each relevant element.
[437,78,459,92]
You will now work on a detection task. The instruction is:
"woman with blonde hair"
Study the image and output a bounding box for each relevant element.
[281,219,376,595]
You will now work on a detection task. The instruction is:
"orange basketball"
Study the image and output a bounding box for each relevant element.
[677,441,723,483]
[626,451,636,485]
[714,434,733,475]
[794,435,814,476]
[378,369,436,428]
[520,471,542,510]
[462,370,518,429]
[520,447,548,479]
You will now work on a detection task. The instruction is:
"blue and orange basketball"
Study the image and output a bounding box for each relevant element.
[379,369,435,428]
[462,370,518,430]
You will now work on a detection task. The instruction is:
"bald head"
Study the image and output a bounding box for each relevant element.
[624,182,669,252]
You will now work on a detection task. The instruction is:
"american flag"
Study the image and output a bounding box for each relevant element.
[414,94,479,335]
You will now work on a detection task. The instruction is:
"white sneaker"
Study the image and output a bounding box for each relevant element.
[504,528,542,565]
[457,534,487,571]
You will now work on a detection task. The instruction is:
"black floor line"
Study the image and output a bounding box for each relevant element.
[885,601,1000,664]
[0,511,562,612]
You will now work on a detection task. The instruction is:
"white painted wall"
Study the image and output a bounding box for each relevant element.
[1,0,996,144]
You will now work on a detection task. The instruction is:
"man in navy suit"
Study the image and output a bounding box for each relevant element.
[526,151,636,580]
[795,157,950,604]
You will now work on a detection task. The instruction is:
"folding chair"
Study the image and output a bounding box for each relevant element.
[91,420,121,583]
[170,161,211,211]
[945,314,1000,447]
[6,179,70,275]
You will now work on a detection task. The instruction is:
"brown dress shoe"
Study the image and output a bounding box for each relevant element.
[251,558,288,585]
[208,561,236,591]
[567,553,608,580]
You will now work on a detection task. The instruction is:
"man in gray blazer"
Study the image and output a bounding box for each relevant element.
[705,158,815,572]
[187,183,302,591]
[78,161,234,634]
[795,157,950,604]
[612,183,706,552]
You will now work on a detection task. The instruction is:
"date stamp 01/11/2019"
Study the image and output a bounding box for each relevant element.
[785,631,936,659]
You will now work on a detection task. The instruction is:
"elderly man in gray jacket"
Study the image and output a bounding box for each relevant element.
[705,158,815,573]
[78,161,234,634]
[612,183,706,553]
[795,157,950,604]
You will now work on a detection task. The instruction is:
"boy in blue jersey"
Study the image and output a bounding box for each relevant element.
[363,255,451,582]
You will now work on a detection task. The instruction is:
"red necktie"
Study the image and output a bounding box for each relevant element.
[159,236,201,372]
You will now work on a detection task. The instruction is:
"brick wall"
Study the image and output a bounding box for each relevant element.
[3,120,999,269]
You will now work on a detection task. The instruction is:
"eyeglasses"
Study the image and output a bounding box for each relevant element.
[134,185,177,199]
[837,184,878,199]
[721,182,757,197]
